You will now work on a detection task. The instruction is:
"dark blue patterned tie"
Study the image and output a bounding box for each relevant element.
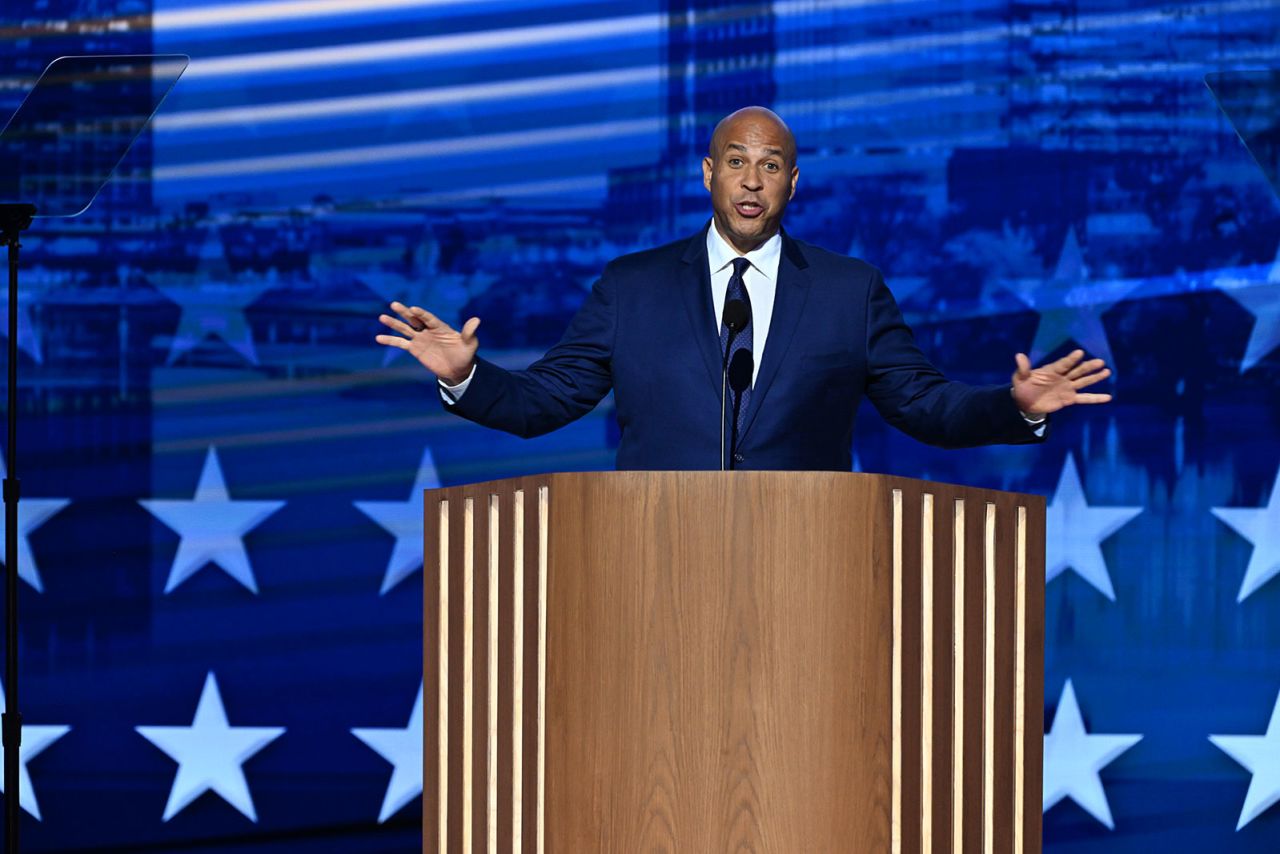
[719,256,753,439]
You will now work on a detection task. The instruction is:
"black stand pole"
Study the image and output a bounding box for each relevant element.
[0,202,33,854]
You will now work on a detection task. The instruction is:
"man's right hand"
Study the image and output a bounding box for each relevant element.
[376,301,480,384]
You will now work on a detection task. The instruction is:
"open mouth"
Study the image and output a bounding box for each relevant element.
[734,201,764,218]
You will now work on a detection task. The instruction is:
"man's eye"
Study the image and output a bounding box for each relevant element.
[764,163,778,171]
[728,158,742,166]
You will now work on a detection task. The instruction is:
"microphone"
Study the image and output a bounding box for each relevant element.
[719,298,750,470]
[727,348,754,470]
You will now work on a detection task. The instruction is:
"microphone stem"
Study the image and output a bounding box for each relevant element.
[718,327,739,471]
[729,386,744,470]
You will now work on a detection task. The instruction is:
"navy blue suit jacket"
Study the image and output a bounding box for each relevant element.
[446,223,1043,470]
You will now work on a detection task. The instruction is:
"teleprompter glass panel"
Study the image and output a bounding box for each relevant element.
[0,54,188,217]
[1206,69,1280,199]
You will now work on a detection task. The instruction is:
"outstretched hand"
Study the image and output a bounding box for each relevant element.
[1011,349,1112,417]
[376,301,480,384]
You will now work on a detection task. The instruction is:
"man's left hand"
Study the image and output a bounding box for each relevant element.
[1011,349,1112,417]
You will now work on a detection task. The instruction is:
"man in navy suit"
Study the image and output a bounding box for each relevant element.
[376,107,1112,470]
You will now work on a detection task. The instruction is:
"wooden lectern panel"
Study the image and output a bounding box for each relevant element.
[423,472,1044,853]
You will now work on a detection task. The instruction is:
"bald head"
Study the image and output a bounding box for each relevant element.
[708,107,796,167]
[701,107,800,254]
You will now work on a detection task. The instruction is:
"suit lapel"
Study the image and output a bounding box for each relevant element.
[678,222,725,395]
[738,230,811,441]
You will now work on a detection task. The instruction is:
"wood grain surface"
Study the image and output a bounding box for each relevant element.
[422,471,1045,854]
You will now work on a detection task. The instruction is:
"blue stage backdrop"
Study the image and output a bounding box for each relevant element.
[1,0,1279,850]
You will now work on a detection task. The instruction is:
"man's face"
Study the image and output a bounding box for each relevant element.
[702,115,799,254]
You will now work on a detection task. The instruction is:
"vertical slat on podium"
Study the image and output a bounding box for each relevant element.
[1022,501,1046,854]
[471,495,493,850]
[929,492,956,854]
[960,499,986,852]
[424,498,445,854]
[445,497,470,851]
[899,488,923,854]
[521,485,546,853]
[919,492,935,854]
[993,497,1016,854]
[497,491,518,852]
[949,498,967,854]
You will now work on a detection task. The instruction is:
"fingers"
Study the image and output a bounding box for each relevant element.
[1014,352,1031,379]
[1072,367,1111,389]
[378,313,420,337]
[460,316,481,341]
[1050,348,1085,373]
[1073,392,1112,405]
[374,334,411,350]
[389,301,444,331]
[1066,357,1106,381]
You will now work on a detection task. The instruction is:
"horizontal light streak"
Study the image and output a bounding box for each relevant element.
[154,66,660,131]
[156,0,934,31]
[155,0,473,30]
[777,81,980,114]
[778,0,1279,66]
[383,174,605,206]
[153,117,660,179]
[180,13,662,79]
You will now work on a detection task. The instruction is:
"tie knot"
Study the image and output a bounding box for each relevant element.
[731,257,751,279]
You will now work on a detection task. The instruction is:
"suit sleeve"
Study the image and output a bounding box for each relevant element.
[863,269,1045,448]
[442,268,616,439]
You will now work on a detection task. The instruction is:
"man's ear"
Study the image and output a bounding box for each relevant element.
[702,156,714,191]
[788,165,799,200]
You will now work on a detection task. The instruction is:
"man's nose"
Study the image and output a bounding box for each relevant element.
[741,170,763,190]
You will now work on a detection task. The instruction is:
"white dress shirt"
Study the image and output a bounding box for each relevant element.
[706,221,780,388]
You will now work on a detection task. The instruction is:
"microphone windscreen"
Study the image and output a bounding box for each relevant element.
[722,298,749,333]
[728,348,754,393]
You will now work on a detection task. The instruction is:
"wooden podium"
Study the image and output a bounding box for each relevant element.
[423,472,1044,853]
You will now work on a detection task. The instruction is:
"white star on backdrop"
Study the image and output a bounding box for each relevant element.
[351,682,423,823]
[153,231,270,366]
[1212,466,1280,603]
[1214,246,1280,373]
[1043,678,1142,830]
[0,680,69,820]
[136,671,285,822]
[0,454,70,593]
[354,447,440,594]
[1046,453,1143,601]
[1006,227,1140,367]
[1210,688,1280,830]
[139,447,285,594]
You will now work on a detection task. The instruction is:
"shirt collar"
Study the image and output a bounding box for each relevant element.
[706,219,782,283]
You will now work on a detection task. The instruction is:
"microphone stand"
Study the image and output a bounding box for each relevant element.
[0,203,34,854]
[719,299,748,471]
[727,349,753,471]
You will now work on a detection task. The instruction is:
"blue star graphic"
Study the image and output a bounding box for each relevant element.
[153,230,270,366]
[136,672,285,822]
[1214,245,1280,373]
[352,682,423,823]
[1043,679,1142,830]
[1211,688,1280,830]
[0,454,70,593]
[1007,227,1140,367]
[1212,465,1280,603]
[139,447,285,594]
[1046,453,1143,601]
[354,446,441,594]
[0,680,70,821]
